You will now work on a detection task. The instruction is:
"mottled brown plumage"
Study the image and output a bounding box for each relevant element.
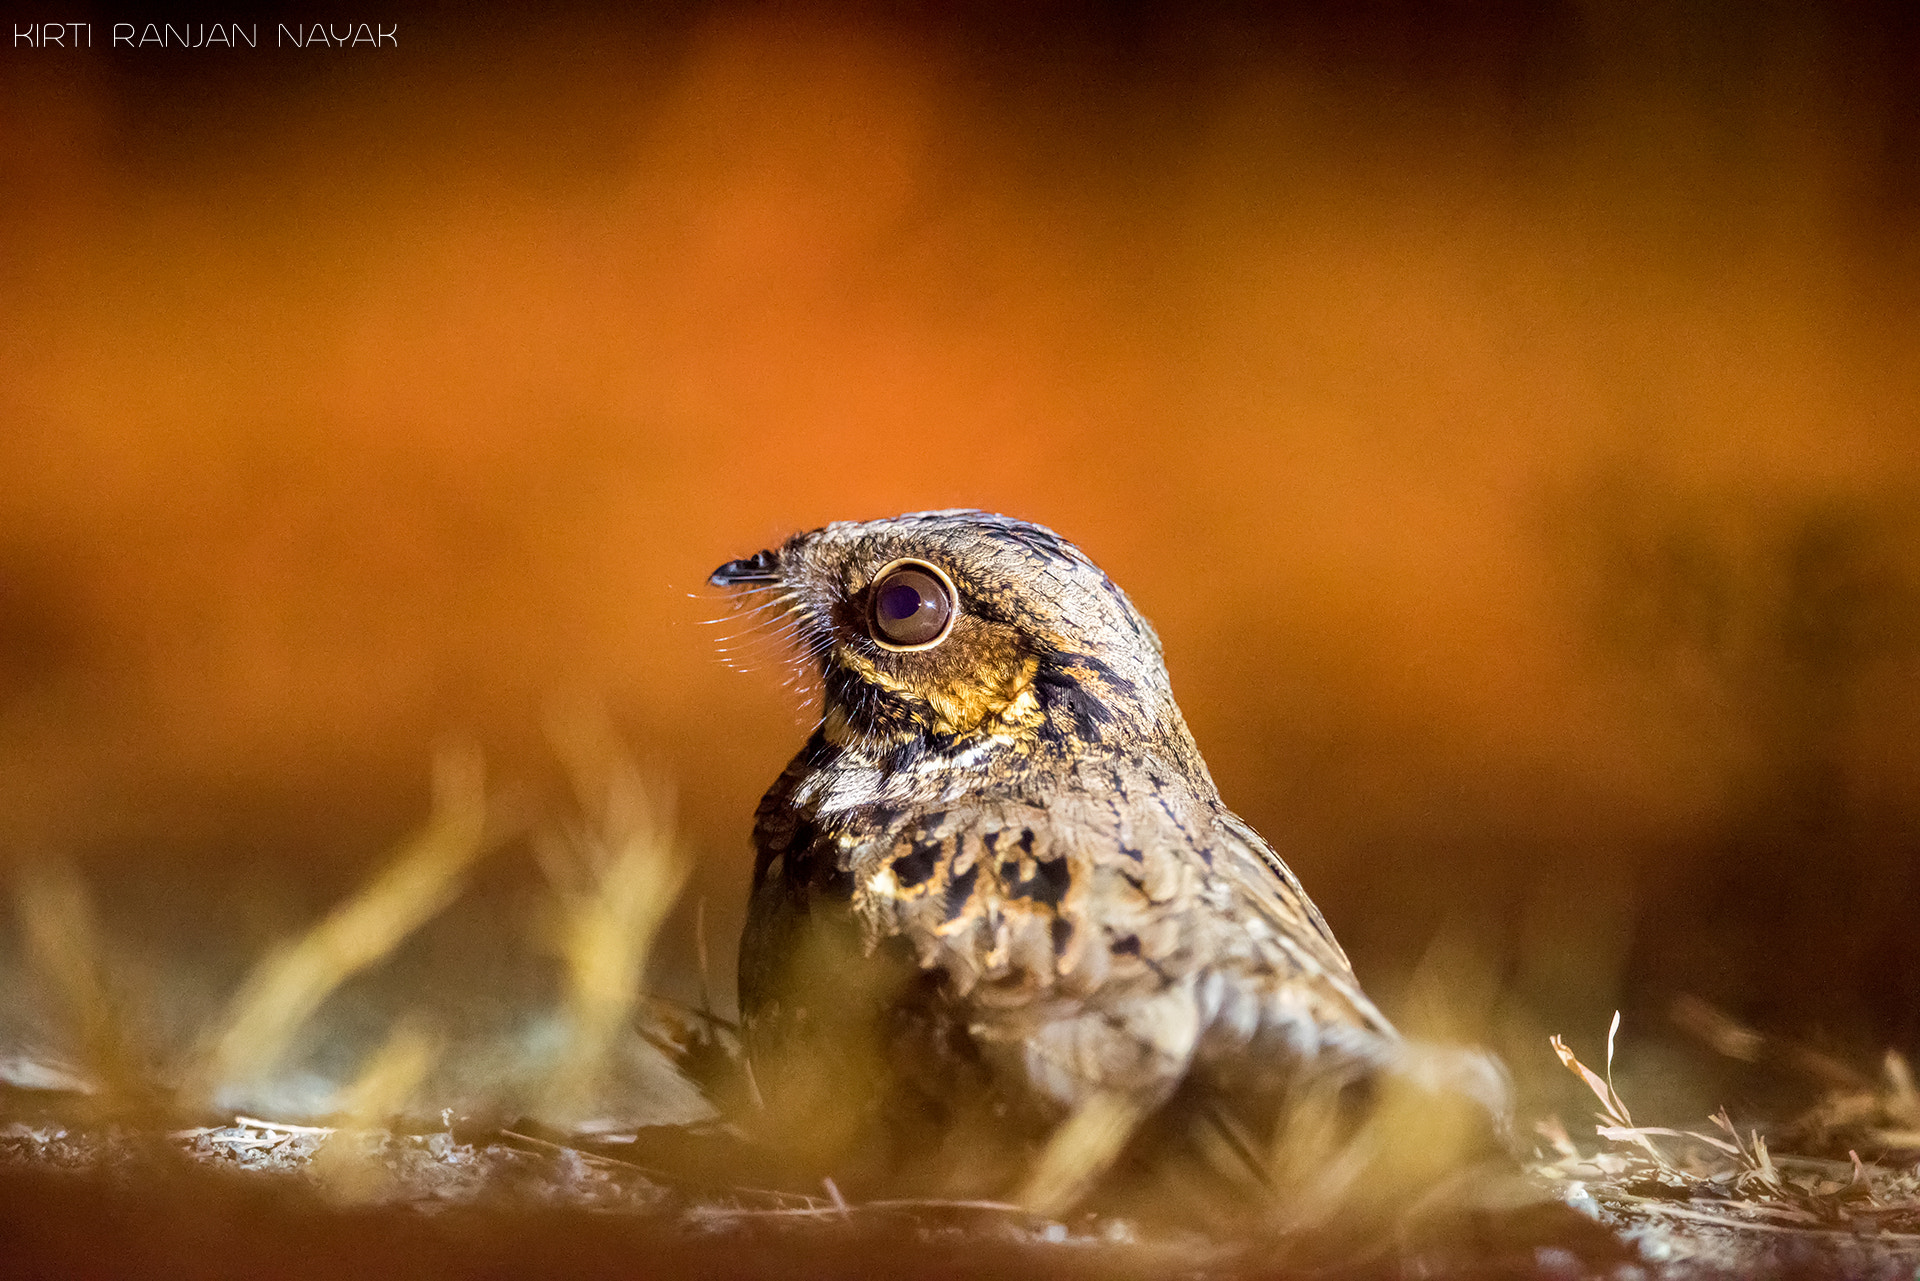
[711,510,1504,1210]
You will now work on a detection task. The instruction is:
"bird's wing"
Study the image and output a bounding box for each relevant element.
[1200,809,1396,1038]
[844,789,1396,1100]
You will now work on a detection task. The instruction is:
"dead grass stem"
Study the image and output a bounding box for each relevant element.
[195,748,491,1097]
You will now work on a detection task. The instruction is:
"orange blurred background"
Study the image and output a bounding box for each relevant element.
[2,3,1917,1103]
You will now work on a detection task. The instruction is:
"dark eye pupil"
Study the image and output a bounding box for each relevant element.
[878,582,927,624]
[870,565,954,647]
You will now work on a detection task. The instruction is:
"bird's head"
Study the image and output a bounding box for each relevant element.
[710,510,1192,763]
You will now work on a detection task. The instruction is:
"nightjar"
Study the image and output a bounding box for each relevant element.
[711,510,1506,1214]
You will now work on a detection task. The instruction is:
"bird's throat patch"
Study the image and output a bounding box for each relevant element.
[835,646,1043,740]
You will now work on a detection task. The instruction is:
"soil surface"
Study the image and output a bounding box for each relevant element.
[5,1098,1920,1280]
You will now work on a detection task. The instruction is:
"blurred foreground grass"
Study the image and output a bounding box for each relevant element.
[2,742,1918,1277]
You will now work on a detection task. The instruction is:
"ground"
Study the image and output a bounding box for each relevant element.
[4,1073,1919,1280]
[4,767,1916,1278]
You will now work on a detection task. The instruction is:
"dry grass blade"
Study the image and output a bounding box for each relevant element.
[1673,994,1874,1095]
[1670,994,1764,1062]
[1885,1052,1917,1106]
[1272,1047,1526,1244]
[538,708,691,1124]
[233,1116,334,1135]
[1750,1130,1781,1191]
[1595,1125,1741,1156]
[11,860,146,1102]
[1553,1021,1678,1168]
[1549,1030,1631,1129]
[312,1021,441,1202]
[1535,1116,1580,1160]
[1543,1015,1920,1271]
[1014,1090,1145,1218]
[197,749,491,1095]
[337,1022,439,1124]
[1669,997,1920,1157]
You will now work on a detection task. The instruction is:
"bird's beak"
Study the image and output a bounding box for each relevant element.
[709,547,783,587]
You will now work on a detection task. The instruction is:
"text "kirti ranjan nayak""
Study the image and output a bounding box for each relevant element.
[13,24,399,48]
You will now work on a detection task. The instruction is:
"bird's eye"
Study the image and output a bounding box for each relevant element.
[868,560,957,650]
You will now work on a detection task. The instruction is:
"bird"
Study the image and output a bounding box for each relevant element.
[709,510,1507,1220]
